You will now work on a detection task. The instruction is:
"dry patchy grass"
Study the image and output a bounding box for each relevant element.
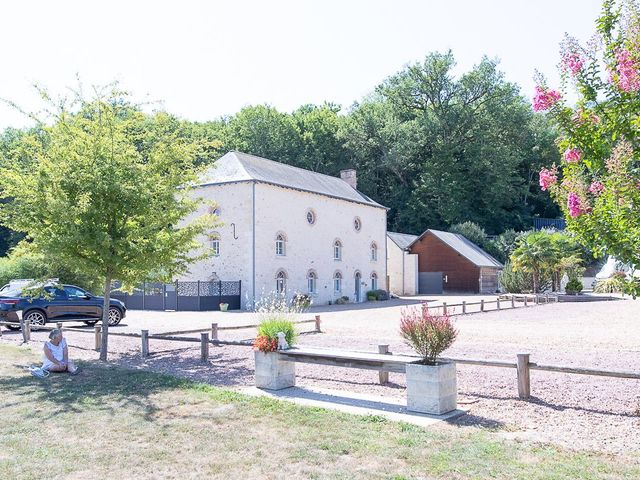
[0,344,638,480]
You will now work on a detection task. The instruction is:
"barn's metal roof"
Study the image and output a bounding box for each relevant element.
[199,151,385,209]
[408,229,503,268]
[387,231,419,250]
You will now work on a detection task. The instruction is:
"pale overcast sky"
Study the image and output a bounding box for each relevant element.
[0,0,602,130]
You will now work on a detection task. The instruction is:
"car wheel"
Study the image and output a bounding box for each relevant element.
[83,320,98,326]
[108,307,122,326]
[24,310,47,328]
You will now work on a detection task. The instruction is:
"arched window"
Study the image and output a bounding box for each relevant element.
[275,270,287,294]
[370,242,378,261]
[210,233,220,256]
[307,270,317,294]
[370,272,378,291]
[333,271,342,293]
[275,233,286,256]
[333,240,342,260]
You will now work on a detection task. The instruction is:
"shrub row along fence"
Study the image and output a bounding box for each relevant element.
[437,293,558,316]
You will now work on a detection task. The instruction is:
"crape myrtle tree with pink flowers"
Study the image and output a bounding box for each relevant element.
[535,0,640,295]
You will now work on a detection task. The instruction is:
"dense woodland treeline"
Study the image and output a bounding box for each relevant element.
[0,51,561,257]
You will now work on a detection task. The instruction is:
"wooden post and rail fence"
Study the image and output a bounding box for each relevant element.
[2,309,639,400]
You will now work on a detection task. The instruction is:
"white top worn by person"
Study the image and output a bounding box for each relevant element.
[42,329,78,374]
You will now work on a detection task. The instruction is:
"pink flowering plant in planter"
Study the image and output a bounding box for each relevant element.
[535,0,640,296]
[399,303,458,365]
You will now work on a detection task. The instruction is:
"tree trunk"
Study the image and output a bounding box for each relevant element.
[532,271,539,293]
[100,274,112,361]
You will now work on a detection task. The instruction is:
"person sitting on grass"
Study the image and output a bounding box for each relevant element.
[42,329,78,374]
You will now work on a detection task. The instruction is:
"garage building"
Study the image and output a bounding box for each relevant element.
[407,229,502,294]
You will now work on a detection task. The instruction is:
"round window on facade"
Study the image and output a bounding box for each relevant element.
[306,209,316,225]
[354,217,362,231]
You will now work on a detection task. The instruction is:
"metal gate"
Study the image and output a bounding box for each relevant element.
[111,280,241,311]
[418,272,443,294]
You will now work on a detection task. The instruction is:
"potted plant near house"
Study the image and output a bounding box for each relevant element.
[219,302,229,312]
[400,303,458,415]
[253,317,298,389]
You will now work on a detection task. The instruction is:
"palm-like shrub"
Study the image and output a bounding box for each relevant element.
[594,272,627,294]
[399,304,457,365]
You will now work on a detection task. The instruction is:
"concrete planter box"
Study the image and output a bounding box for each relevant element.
[406,361,457,415]
[255,351,295,390]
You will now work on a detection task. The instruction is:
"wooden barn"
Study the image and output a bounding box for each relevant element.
[407,229,503,294]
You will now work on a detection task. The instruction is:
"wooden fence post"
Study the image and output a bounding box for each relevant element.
[462,301,466,314]
[200,332,209,361]
[211,323,219,342]
[94,325,102,351]
[442,302,447,315]
[511,296,515,308]
[315,315,322,333]
[378,344,390,384]
[141,329,149,358]
[496,297,501,310]
[480,299,484,312]
[545,294,549,304]
[535,294,539,305]
[524,296,528,307]
[517,353,531,399]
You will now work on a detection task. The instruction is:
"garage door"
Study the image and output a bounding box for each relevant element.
[418,272,443,294]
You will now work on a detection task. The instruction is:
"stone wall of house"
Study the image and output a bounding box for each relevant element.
[253,183,387,308]
[181,181,387,309]
[180,182,254,307]
[386,237,418,296]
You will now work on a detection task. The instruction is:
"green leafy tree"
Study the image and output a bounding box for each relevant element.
[511,231,556,293]
[0,86,215,360]
[535,0,640,295]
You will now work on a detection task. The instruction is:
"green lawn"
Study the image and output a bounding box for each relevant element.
[0,344,638,480]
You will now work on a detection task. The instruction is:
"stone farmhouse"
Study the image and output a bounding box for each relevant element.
[182,152,388,309]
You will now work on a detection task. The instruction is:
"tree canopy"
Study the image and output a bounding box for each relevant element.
[0,86,215,359]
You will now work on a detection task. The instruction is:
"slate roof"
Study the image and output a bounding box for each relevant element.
[387,231,419,250]
[199,151,385,209]
[408,229,503,268]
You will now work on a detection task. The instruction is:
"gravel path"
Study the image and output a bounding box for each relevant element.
[3,296,639,454]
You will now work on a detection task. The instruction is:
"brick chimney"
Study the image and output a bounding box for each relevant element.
[340,169,357,189]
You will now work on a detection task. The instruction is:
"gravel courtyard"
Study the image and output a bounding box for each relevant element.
[2,295,639,454]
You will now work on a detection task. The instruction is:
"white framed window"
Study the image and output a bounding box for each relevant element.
[275,233,286,256]
[354,217,362,232]
[370,242,378,261]
[306,209,316,225]
[333,271,342,293]
[307,270,317,294]
[210,233,220,256]
[370,272,378,291]
[333,240,342,260]
[276,270,287,294]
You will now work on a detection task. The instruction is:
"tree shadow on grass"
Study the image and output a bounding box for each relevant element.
[0,361,194,423]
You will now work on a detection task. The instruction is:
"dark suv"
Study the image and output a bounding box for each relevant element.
[0,283,126,329]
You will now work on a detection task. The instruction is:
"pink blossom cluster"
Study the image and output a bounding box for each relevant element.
[564,148,582,163]
[613,49,640,92]
[567,192,585,217]
[539,167,558,191]
[589,181,605,195]
[562,53,584,75]
[532,86,561,112]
